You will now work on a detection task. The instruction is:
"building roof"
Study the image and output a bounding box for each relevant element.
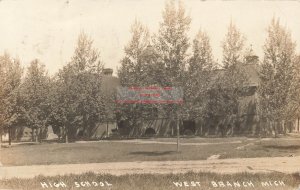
[208,62,260,88]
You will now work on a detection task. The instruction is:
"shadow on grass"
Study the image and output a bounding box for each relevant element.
[263,145,300,150]
[129,151,177,156]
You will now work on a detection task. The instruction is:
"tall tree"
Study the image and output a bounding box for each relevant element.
[153,0,191,124]
[185,30,215,120]
[222,21,246,68]
[291,55,300,132]
[118,19,150,86]
[53,32,104,142]
[258,18,297,136]
[0,53,23,144]
[209,22,248,136]
[117,20,152,127]
[189,30,215,72]
[155,0,191,87]
[20,59,51,142]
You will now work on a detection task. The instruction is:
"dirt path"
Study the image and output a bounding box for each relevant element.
[98,139,244,146]
[1,156,300,179]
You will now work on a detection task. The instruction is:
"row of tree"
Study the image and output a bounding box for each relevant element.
[0,32,111,143]
[258,19,300,136]
[117,0,300,136]
[1,0,299,142]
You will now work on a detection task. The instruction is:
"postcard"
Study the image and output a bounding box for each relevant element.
[0,0,300,189]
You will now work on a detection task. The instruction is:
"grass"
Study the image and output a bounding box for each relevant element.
[1,137,300,166]
[0,172,299,190]
[220,138,300,159]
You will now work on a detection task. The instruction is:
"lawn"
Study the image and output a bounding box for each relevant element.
[1,137,300,166]
[0,172,299,190]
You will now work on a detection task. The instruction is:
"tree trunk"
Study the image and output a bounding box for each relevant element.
[38,127,43,143]
[0,128,2,145]
[0,128,2,157]
[261,117,266,136]
[8,127,11,146]
[35,128,39,143]
[200,124,203,136]
[176,117,180,152]
[32,128,35,142]
[273,121,277,138]
[262,119,265,137]
[61,125,69,143]
[266,119,269,136]
[83,115,87,139]
[282,120,286,134]
[297,117,300,133]
[65,126,69,143]
[106,121,109,137]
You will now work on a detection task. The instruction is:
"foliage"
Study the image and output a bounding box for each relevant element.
[118,19,150,86]
[19,59,51,141]
[117,20,152,123]
[154,0,190,86]
[222,21,246,68]
[258,18,297,135]
[0,53,23,133]
[185,30,215,120]
[50,32,105,141]
[153,0,191,119]
[207,23,248,131]
[1,4,300,141]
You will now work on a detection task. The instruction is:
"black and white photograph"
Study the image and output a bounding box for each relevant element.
[0,0,300,189]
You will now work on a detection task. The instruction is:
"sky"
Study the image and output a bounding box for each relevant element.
[0,0,300,76]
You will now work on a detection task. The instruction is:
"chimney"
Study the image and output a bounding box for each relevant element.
[245,55,259,65]
[103,68,113,76]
